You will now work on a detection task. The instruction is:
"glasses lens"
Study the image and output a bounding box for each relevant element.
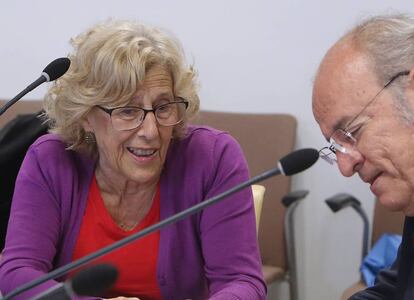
[111,107,145,131]
[155,102,187,126]
[320,128,358,165]
[330,129,356,154]
[319,147,337,165]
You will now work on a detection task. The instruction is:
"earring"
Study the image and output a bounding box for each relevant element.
[85,131,96,144]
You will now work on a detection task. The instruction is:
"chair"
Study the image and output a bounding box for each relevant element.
[193,111,297,290]
[0,100,43,128]
[252,185,265,233]
[340,199,405,300]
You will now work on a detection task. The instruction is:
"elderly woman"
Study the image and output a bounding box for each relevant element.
[0,20,266,300]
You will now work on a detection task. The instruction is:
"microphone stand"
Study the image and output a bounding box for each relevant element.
[2,167,281,300]
[0,57,70,117]
[0,77,46,117]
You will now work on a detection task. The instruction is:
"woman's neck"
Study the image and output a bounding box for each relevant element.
[95,164,158,199]
[94,166,159,230]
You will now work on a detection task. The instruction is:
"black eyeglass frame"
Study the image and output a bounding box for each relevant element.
[96,97,189,131]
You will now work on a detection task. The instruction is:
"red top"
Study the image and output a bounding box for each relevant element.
[72,176,162,300]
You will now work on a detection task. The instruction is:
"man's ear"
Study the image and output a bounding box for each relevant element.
[408,68,414,89]
[404,69,414,110]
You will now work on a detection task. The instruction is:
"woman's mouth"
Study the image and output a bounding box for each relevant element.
[127,147,157,158]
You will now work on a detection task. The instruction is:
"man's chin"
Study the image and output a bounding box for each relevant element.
[377,194,410,214]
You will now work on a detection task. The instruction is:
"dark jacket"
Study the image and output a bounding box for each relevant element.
[350,217,414,300]
[0,111,48,250]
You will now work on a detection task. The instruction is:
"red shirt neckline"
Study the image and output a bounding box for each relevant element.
[72,175,163,300]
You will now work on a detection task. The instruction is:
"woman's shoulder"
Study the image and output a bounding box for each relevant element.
[182,124,238,147]
[29,133,74,161]
[28,133,93,171]
[167,124,244,167]
[31,133,67,150]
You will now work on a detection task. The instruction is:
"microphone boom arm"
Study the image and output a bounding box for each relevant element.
[0,76,46,116]
[0,57,70,117]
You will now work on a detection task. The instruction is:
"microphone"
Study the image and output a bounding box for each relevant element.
[29,264,118,300]
[2,148,319,300]
[278,147,319,176]
[40,58,71,82]
[0,57,71,116]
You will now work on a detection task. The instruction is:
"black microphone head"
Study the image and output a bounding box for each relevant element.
[278,148,319,176]
[42,57,70,82]
[71,263,118,297]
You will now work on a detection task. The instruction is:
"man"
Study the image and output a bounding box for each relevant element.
[313,14,414,299]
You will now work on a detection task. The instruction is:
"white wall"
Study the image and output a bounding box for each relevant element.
[1,1,413,299]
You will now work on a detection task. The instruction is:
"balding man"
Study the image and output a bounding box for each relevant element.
[313,14,414,300]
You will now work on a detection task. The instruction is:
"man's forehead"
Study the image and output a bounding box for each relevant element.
[317,43,371,89]
[312,41,376,138]
[312,94,350,140]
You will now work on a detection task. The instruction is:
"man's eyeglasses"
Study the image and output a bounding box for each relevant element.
[96,97,189,131]
[319,70,410,165]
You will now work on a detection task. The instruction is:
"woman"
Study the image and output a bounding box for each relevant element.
[0,20,266,300]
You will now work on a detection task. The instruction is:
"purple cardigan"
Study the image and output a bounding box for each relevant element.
[0,125,266,300]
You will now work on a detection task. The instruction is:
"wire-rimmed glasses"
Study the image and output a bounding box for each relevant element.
[319,70,410,165]
[97,97,189,131]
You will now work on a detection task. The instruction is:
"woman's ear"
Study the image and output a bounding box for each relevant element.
[81,113,94,132]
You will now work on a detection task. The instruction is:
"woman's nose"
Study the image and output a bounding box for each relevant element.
[137,111,159,138]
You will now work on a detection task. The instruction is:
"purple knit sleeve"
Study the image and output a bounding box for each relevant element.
[0,143,64,298]
[0,138,97,300]
[199,133,267,299]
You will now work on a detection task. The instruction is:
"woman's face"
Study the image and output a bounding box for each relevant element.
[83,65,175,186]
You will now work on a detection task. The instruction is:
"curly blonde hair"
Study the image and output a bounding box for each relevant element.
[44,19,200,155]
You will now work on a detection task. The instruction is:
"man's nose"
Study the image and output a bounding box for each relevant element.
[336,148,363,177]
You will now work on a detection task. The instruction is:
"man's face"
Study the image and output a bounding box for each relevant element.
[312,40,414,215]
